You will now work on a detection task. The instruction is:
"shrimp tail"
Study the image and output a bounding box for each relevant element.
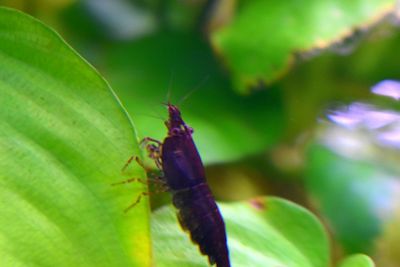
[173,184,230,267]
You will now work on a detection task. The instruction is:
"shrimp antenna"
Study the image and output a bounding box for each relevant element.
[135,112,165,122]
[178,75,210,107]
[165,70,175,105]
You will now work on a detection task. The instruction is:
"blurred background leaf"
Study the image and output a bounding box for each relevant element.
[210,0,398,92]
[337,254,375,267]
[374,211,400,267]
[102,32,284,164]
[305,88,400,259]
[305,143,399,253]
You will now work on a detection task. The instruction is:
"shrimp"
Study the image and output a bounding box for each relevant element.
[143,103,230,267]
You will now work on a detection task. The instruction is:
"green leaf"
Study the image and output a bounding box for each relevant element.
[104,32,284,164]
[211,0,397,92]
[337,254,375,267]
[152,197,329,267]
[0,7,150,267]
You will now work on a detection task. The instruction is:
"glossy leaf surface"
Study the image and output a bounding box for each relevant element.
[0,7,150,267]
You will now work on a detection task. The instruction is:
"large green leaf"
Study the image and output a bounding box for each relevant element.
[0,7,150,267]
[103,32,284,164]
[152,197,329,267]
[211,0,397,92]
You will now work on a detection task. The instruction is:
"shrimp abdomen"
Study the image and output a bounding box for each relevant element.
[172,184,230,267]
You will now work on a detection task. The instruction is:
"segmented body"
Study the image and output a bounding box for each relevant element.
[145,104,230,267]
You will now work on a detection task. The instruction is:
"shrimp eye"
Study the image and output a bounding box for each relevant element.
[171,127,180,136]
[188,127,194,134]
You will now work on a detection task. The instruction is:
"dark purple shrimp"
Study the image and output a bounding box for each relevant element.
[143,103,230,267]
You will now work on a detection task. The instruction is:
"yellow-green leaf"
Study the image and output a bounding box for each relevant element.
[0,7,151,267]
